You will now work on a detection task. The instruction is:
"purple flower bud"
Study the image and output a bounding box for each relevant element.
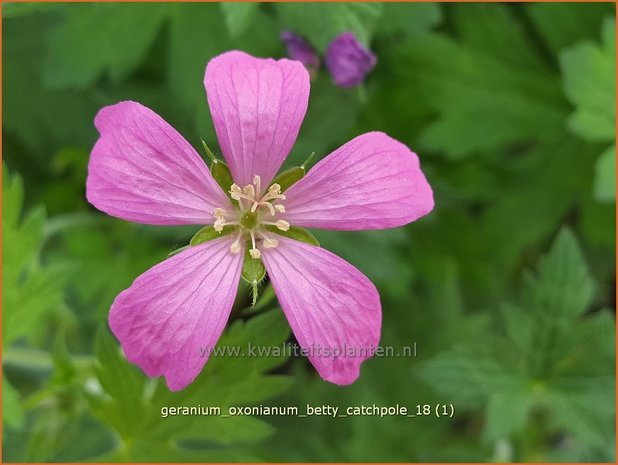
[325,32,377,88]
[281,31,320,72]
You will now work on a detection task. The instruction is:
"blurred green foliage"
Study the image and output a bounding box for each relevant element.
[2,2,615,462]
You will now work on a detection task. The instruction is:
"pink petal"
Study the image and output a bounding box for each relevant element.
[204,51,310,189]
[283,132,434,230]
[87,101,230,225]
[261,237,381,385]
[109,237,243,391]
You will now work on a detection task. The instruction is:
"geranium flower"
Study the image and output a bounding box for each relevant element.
[86,51,433,391]
[325,31,377,88]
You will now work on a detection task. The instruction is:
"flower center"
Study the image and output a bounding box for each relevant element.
[213,175,290,258]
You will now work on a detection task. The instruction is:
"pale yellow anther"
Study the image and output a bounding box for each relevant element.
[274,204,286,213]
[243,184,255,198]
[214,217,227,232]
[230,183,243,200]
[275,220,290,231]
[268,183,282,196]
[249,248,261,259]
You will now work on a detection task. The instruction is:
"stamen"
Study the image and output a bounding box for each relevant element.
[259,232,279,249]
[261,183,286,203]
[275,220,290,231]
[249,230,261,259]
[257,201,276,216]
[243,184,255,199]
[262,220,290,231]
[269,183,281,195]
[230,184,243,200]
[274,204,285,213]
[214,217,239,232]
[250,248,261,259]
[214,218,226,232]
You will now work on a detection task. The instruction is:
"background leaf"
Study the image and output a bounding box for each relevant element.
[275,3,383,51]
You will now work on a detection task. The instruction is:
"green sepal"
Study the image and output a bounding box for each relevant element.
[271,166,305,192]
[242,246,266,285]
[190,224,235,246]
[167,245,189,257]
[241,245,266,307]
[211,161,234,198]
[265,225,320,247]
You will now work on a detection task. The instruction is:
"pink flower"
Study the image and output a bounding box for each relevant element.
[86,51,433,391]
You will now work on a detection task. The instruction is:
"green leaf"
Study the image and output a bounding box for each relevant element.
[451,3,546,71]
[560,18,615,143]
[376,3,441,37]
[175,414,274,446]
[4,13,97,160]
[90,330,146,440]
[45,3,167,88]
[2,167,72,348]
[420,228,613,452]
[594,145,616,203]
[527,2,614,56]
[479,133,597,270]
[3,3,63,18]
[526,228,594,320]
[220,2,259,38]
[275,3,383,52]
[483,387,534,442]
[3,376,25,428]
[394,12,567,159]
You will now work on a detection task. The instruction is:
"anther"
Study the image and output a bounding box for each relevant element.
[261,234,279,249]
[230,184,243,200]
[268,183,282,196]
[274,204,285,213]
[249,248,261,259]
[214,217,227,232]
[275,220,290,231]
[243,184,255,199]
